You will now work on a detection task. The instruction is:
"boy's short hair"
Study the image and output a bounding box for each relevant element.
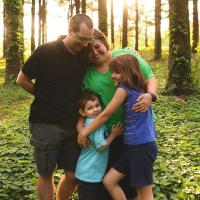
[78,90,100,110]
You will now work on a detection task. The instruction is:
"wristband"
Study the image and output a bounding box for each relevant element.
[148,92,157,102]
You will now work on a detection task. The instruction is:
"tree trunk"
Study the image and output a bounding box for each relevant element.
[42,0,47,43]
[31,0,35,54]
[122,0,128,48]
[68,0,74,21]
[3,3,8,58]
[154,0,162,60]
[135,0,139,50]
[145,15,149,47]
[192,0,199,53]
[111,0,114,49]
[4,0,24,84]
[166,0,192,95]
[98,0,108,36]
[75,0,80,14]
[38,0,42,46]
[82,0,86,13]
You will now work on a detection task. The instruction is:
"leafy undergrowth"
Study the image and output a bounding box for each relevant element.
[0,51,200,199]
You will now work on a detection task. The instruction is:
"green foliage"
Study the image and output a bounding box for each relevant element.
[0,50,200,199]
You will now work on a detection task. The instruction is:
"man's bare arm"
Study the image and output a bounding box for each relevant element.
[16,71,34,94]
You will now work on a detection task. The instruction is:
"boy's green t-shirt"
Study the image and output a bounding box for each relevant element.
[82,48,155,131]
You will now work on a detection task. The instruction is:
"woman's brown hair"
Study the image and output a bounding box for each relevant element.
[109,54,146,91]
[92,29,109,50]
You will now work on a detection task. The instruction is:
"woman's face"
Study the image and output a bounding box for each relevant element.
[88,40,108,65]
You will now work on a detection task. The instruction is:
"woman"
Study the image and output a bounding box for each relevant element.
[77,29,157,200]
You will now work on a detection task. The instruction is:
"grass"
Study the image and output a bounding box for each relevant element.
[0,50,200,200]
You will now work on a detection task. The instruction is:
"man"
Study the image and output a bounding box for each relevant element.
[16,14,94,200]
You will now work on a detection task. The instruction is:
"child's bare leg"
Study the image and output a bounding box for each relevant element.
[137,185,153,200]
[103,168,126,200]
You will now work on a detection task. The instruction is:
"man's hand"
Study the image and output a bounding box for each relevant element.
[132,93,152,112]
[110,122,123,137]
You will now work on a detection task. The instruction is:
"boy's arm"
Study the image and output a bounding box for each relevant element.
[97,123,123,152]
[78,88,127,147]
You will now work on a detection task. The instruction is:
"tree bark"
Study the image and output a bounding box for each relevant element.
[192,0,199,53]
[82,0,86,13]
[166,0,192,95]
[145,15,149,48]
[42,0,47,43]
[68,0,74,21]
[111,0,114,49]
[38,0,42,46]
[31,0,35,54]
[135,0,139,50]
[154,0,162,60]
[3,3,8,58]
[75,0,80,14]
[4,0,24,84]
[98,0,108,36]
[122,0,128,48]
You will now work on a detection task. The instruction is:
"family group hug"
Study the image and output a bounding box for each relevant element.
[16,13,158,200]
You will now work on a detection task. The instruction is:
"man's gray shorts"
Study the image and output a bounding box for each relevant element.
[29,123,80,176]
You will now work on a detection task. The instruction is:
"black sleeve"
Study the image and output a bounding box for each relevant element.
[22,45,45,79]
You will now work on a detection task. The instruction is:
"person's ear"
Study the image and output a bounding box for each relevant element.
[79,109,86,117]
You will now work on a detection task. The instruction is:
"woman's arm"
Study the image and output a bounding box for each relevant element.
[133,77,158,112]
[77,88,127,147]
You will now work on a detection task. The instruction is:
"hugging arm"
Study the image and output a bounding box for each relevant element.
[97,123,123,152]
[77,88,127,147]
[133,76,158,112]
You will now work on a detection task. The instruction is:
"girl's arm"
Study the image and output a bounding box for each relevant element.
[76,116,85,134]
[77,88,127,147]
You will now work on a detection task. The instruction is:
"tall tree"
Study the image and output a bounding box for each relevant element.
[31,0,35,53]
[38,0,42,45]
[122,0,128,48]
[135,0,139,50]
[110,0,114,48]
[75,0,80,14]
[3,3,8,58]
[192,0,199,53]
[145,15,149,47]
[68,0,74,21]
[154,0,162,60]
[82,0,86,13]
[98,0,108,36]
[166,0,192,95]
[4,0,24,84]
[42,0,47,43]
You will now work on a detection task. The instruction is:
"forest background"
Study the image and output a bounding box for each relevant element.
[0,0,200,199]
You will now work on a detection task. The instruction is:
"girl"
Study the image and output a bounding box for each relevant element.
[80,54,158,200]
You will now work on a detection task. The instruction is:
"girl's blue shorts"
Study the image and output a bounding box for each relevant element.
[112,141,158,187]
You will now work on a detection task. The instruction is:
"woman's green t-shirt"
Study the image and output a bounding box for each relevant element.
[82,48,154,132]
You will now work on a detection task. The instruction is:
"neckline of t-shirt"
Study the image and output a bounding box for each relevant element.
[90,66,111,75]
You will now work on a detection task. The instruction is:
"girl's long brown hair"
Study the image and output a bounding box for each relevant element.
[109,54,147,91]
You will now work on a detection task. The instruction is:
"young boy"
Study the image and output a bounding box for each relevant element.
[75,90,123,200]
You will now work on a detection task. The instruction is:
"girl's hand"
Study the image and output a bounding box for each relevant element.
[111,122,123,137]
[77,133,91,148]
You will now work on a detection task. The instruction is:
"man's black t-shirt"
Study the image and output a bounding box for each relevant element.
[22,39,89,128]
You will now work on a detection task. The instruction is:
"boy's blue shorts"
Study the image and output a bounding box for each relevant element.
[112,141,158,187]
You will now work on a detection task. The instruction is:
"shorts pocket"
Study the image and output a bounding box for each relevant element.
[30,137,58,174]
